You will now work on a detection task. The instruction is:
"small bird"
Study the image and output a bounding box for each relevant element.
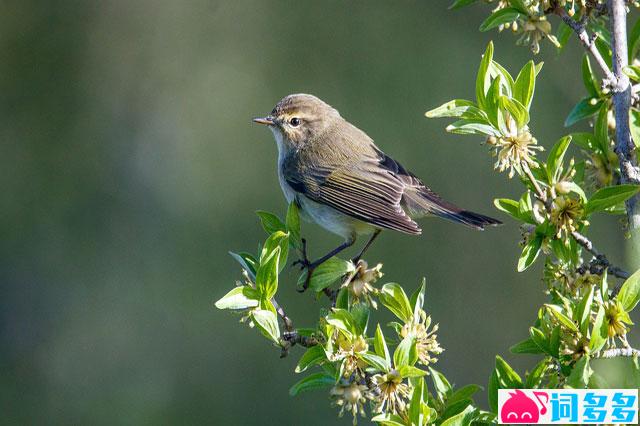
[254,94,501,290]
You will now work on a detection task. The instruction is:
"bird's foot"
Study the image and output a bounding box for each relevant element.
[292,239,315,292]
[297,265,316,293]
[292,238,311,270]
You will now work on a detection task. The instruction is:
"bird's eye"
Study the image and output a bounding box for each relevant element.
[289,117,301,127]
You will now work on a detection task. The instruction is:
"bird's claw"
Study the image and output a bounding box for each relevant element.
[292,238,311,270]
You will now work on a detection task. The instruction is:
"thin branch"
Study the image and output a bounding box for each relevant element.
[609,0,640,230]
[271,296,320,357]
[595,347,640,358]
[553,5,617,85]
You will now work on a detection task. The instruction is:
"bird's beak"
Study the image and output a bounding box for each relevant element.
[253,116,274,125]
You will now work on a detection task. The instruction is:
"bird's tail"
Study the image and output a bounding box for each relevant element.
[402,188,502,230]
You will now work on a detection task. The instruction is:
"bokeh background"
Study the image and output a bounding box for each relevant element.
[2,1,638,424]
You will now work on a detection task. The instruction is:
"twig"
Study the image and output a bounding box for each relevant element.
[553,5,617,85]
[271,296,321,357]
[609,0,640,230]
[595,347,640,358]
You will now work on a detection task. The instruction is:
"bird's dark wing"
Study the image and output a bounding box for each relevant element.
[283,154,421,235]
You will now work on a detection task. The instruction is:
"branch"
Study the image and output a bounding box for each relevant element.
[553,5,617,85]
[609,0,640,230]
[572,230,631,281]
[271,296,320,357]
[595,347,640,358]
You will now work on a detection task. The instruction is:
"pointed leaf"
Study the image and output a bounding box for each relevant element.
[295,345,326,373]
[214,286,260,310]
[289,372,334,396]
[617,268,640,312]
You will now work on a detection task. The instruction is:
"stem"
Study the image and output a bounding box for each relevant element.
[553,5,617,85]
[609,0,640,231]
[596,347,640,358]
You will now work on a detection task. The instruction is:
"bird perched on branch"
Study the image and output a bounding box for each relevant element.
[254,94,501,291]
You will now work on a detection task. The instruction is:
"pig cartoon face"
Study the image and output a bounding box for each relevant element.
[500,390,540,423]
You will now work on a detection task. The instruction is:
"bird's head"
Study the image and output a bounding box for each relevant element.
[253,94,340,147]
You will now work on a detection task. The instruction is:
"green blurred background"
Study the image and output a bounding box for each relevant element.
[2,1,637,424]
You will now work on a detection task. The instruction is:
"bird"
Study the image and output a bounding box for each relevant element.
[253,94,501,290]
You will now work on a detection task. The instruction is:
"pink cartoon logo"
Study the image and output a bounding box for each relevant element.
[500,390,548,423]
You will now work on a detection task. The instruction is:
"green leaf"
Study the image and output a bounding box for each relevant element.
[229,251,258,280]
[499,96,529,129]
[589,304,608,352]
[374,324,391,365]
[479,7,524,32]
[517,234,542,272]
[494,198,533,223]
[491,61,515,96]
[256,246,280,299]
[371,413,407,426]
[260,230,289,272]
[445,119,500,136]
[305,257,355,292]
[488,370,498,413]
[549,326,561,358]
[569,132,597,151]
[289,372,334,396]
[379,283,413,322]
[585,184,640,214]
[566,356,592,389]
[449,0,477,9]
[449,384,482,405]
[546,135,572,181]
[429,367,453,401]
[582,55,600,97]
[285,202,301,250]
[251,309,281,343]
[617,268,640,312]
[326,309,357,336]
[214,286,260,310]
[576,285,595,334]
[594,102,610,153]
[397,365,427,378]
[255,210,286,234]
[360,353,391,373]
[514,60,536,110]
[409,377,425,426]
[526,358,549,388]
[476,42,494,110]
[545,304,579,333]
[295,345,326,373]
[410,279,426,319]
[556,22,572,51]
[624,65,640,82]
[629,108,640,149]
[394,335,417,367]
[565,98,602,127]
[628,17,640,60]
[495,355,523,388]
[350,303,370,335]
[595,37,612,68]
[425,99,485,120]
[510,337,544,354]
[441,405,475,426]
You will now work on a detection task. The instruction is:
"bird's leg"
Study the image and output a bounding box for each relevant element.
[351,229,381,264]
[296,237,356,292]
[292,238,310,269]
